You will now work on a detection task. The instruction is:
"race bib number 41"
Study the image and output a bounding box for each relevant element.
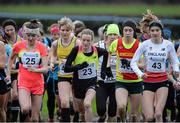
[78,63,97,79]
[119,58,133,73]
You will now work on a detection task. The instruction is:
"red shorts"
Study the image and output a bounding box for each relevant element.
[18,80,44,95]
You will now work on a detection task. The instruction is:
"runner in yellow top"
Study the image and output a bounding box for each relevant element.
[64,29,108,122]
[50,17,81,122]
[109,20,143,122]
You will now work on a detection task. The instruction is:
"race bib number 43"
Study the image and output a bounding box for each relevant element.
[147,61,165,72]
[78,63,97,79]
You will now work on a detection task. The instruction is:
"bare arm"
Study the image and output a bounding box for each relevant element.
[0,42,6,69]
[28,56,48,73]
[50,40,58,66]
[8,50,18,77]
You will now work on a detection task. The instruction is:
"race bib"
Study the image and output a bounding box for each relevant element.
[59,63,73,75]
[104,77,116,83]
[78,63,97,79]
[110,55,116,67]
[119,58,133,73]
[147,60,166,72]
[21,52,41,68]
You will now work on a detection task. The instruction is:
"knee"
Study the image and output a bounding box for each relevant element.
[155,111,162,120]
[21,106,30,114]
[84,100,91,110]
[61,98,69,108]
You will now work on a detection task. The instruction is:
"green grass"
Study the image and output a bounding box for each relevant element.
[41,91,48,121]
[0,4,180,17]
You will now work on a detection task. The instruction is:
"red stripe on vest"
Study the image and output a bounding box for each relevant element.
[117,38,139,80]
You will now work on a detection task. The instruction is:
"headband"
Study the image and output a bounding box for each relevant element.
[24,26,40,35]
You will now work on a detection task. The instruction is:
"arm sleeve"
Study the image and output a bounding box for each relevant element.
[109,39,118,53]
[96,47,108,71]
[64,46,79,72]
[169,43,179,72]
[130,43,145,78]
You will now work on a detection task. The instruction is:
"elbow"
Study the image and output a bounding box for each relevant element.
[0,63,6,69]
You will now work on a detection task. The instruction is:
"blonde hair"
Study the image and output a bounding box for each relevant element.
[58,17,74,30]
[139,9,160,32]
[140,9,159,24]
[80,28,94,41]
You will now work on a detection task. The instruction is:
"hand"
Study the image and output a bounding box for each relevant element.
[141,73,148,79]
[27,67,36,72]
[61,59,67,64]
[50,63,55,71]
[173,82,180,90]
[101,71,106,80]
[75,62,89,70]
[4,75,10,82]
[173,71,179,78]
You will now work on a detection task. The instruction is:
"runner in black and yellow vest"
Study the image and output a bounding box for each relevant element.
[64,29,108,122]
[109,20,143,122]
[2,19,22,122]
[50,17,81,122]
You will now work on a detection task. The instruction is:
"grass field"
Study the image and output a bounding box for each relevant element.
[0,4,180,17]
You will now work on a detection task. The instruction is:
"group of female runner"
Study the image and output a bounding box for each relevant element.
[0,9,180,122]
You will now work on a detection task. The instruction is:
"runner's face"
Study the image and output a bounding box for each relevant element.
[107,34,118,43]
[51,32,60,40]
[81,34,92,50]
[26,33,38,45]
[60,25,71,40]
[150,26,162,41]
[141,21,149,34]
[4,25,16,38]
[123,26,134,39]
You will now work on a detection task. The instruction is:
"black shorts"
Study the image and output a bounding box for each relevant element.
[143,80,169,92]
[115,81,143,94]
[55,77,72,94]
[0,69,11,94]
[11,73,18,82]
[57,77,72,83]
[73,81,97,99]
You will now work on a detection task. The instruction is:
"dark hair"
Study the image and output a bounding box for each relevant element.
[103,24,109,34]
[26,19,40,29]
[149,21,163,31]
[73,20,86,36]
[0,27,11,43]
[122,20,137,38]
[2,19,17,30]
